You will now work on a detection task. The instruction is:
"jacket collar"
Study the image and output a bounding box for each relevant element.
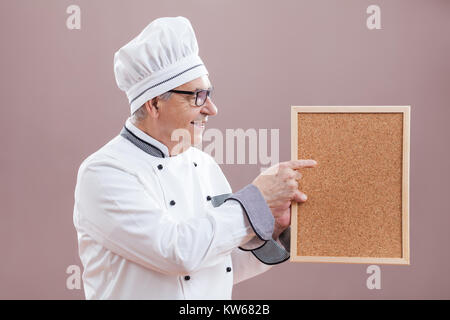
[120,118,170,158]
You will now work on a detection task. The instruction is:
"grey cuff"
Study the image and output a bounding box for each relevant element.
[211,184,290,265]
[250,228,290,265]
[225,184,274,241]
[251,239,290,265]
[210,191,265,250]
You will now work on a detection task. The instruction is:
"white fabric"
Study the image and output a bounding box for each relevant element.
[114,16,209,115]
[73,128,272,299]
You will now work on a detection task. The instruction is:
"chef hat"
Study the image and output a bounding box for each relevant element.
[114,16,208,115]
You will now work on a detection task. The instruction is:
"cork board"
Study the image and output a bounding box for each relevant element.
[290,106,410,265]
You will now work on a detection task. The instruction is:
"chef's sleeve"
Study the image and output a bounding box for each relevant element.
[74,159,275,276]
[230,227,291,284]
[210,184,290,265]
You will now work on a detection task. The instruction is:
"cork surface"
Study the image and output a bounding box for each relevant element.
[296,113,403,258]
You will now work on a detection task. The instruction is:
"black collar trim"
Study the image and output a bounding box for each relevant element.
[120,126,166,158]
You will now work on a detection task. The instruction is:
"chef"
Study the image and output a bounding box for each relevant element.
[73,16,317,299]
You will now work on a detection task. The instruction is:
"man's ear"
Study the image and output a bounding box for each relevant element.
[145,98,160,118]
[151,97,159,110]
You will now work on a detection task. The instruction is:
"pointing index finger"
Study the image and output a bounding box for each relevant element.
[286,159,318,169]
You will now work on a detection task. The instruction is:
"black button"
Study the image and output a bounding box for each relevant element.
[193,162,197,167]
[226,267,232,272]
[157,164,163,170]
[170,200,176,206]
[184,275,191,281]
[206,196,211,201]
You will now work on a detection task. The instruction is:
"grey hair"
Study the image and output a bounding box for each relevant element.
[131,91,173,124]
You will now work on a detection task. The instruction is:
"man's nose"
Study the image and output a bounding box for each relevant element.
[201,97,218,116]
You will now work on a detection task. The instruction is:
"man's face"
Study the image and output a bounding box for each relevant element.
[157,75,217,151]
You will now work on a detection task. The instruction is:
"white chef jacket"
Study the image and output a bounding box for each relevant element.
[73,119,273,299]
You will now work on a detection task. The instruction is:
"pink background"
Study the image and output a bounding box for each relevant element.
[1,0,449,299]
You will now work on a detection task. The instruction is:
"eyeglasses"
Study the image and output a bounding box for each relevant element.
[168,88,213,107]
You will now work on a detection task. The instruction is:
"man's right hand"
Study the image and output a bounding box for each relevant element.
[252,160,318,238]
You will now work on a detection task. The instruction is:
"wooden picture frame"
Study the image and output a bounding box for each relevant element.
[290,106,410,265]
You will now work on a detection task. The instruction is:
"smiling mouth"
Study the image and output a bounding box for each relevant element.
[190,120,206,129]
